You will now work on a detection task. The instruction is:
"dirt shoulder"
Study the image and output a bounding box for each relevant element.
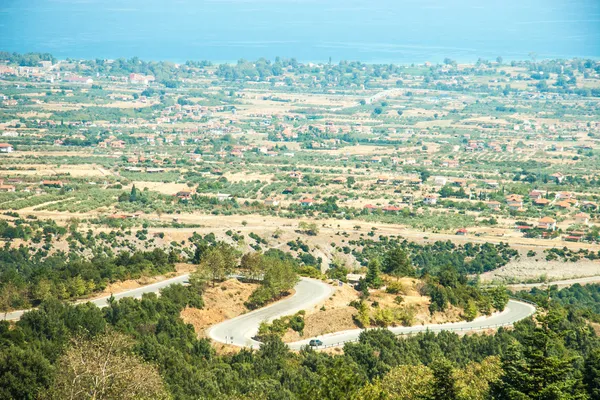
[181,278,260,338]
[282,277,464,343]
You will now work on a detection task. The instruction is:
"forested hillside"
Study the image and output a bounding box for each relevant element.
[1,274,599,399]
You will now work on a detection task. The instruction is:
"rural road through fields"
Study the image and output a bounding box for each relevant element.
[1,274,191,321]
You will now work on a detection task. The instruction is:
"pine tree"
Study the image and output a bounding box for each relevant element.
[355,300,371,328]
[129,184,138,202]
[365,259,383,289]
[382,247,415,278]
[463,300,477,322]
[584,348,600,399]
[430,358,458,400]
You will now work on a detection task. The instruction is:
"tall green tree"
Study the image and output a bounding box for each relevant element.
[129,184,137,202]
[584,348,600,399]
[366,259,383,289]
[192,242,239,285]
[382,247,415,278]
[491,309,588,399]
[430,358,458,400]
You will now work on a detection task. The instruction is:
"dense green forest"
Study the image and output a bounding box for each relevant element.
[0,223,598,399]
[0,281,599,399]
[0,247,176,312]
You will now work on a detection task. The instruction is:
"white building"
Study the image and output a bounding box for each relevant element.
[0,143,14,153]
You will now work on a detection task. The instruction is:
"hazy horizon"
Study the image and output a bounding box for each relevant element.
[1,0,599,64]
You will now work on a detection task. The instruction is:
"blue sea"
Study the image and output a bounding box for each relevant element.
[0,0,599,64]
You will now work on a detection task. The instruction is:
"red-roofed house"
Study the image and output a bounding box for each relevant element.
[538,217,557,231]
[423,194,438,205]
[0,143,14,153]
[300,198,314,207]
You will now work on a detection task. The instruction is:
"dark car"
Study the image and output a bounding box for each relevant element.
[309,339,323,347]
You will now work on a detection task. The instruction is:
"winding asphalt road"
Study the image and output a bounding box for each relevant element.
[1,274,191,321]
[207,278,335,349]
[208,278,536,350]
[286,299,535,350]
[3,275,536,351]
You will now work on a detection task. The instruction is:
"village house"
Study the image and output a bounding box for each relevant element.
[551,172,566,183]
[289,171,303,181]
[382,205,402,213]
[110,140,126,149]
[455,228,468,236]
[175,190,193,201]
[535,198,551,206]
[555,198,576,209]
[555,191,574,200]
[129,73,156,85]
[0,184,16,192]
[0,143,14,153]
[63,75,93,85]
[407,177,422,186]
[300,198,314,207]
[377,176,389,184]
[264,198,280,207]
[442,160,459,168]
[423,194,438,205]
[529,190,545,200]
[505,194,524,211]
[188,154,202,163]
[538,217,557,231]
[217,193,231,202]
[41,180,63,188]
[363,204,378,212]
[451,178,467,187]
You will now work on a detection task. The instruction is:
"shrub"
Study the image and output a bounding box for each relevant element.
[373,308,394,327]
[385,281,405,295]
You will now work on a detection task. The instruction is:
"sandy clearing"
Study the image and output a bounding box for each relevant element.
[480,258,600,283]
[181,278,260,338]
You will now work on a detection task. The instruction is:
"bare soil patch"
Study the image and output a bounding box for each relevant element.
[282,277,463,343]
[480,259,600,283]
[181,278,259,338]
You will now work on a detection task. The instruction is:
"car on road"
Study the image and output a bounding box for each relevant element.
[309,339,323,347]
